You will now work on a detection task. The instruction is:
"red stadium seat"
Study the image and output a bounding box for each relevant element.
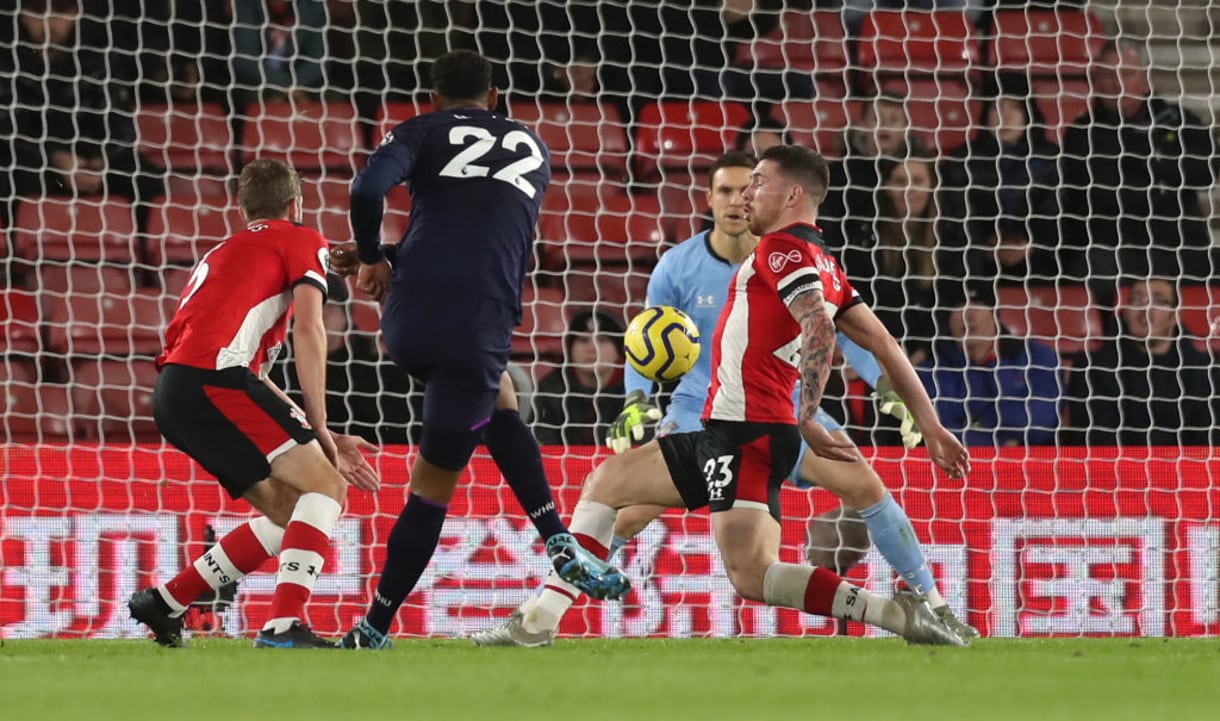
[538,190,665,268]
[8,197,137,263]
[145,195,243,266]
[508,101,629,176]
[880,77,979,154]
[136,102,233,173]
[374,100,434,145]
[165,173,233,198]
[781,92,856,158]
[47,289,173,358]
[997,285,1103,357]
[562,269,650,320]
[858,10,979,77]
[654,171,708,244]
[514,285,567,359]
[70,359,160,442]
[634,101,751,179]
[240,100,362,173]
[988,9,1104,77]
[1033,77,1091,141]
[300,175,354,244]
[33,264,135,319]
[0,357,37,385]
[3,384,77,442]
[1,289,41,356]
[734,10,848,77]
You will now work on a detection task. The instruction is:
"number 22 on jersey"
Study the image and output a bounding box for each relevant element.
[438,125,545,198]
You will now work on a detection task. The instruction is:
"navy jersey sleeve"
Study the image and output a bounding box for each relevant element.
[350,119,426,264]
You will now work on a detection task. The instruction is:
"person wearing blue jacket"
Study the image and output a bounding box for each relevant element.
[918,286,1063,446]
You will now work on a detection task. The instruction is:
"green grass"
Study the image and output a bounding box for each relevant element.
[1,638,1216,721]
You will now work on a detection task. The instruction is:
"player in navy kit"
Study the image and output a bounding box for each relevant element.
[332,50,628,650]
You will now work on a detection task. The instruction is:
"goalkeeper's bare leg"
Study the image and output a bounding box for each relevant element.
[472,438,964,647]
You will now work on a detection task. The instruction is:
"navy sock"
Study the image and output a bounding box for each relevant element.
[485,409,567,540]
[365,493,448,635]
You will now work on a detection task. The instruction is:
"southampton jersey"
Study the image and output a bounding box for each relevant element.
[350,107,550,325]
[704,223,861,424]
[159,220,329,378]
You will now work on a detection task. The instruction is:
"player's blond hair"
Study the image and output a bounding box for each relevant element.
[237,158,302,221]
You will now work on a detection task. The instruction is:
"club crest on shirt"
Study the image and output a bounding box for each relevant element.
[768,250,803,273]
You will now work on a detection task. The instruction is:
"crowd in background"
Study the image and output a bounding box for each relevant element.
[1,0,1218,451]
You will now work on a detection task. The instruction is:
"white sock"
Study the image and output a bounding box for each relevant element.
[924,587,946,609]
[832,584,906,635]
[263,492,341,633]
[522,500,618,634]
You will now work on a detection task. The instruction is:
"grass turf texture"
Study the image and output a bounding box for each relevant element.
[2,637,1215,721]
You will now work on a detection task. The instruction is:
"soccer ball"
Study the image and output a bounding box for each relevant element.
[624,306,701,382]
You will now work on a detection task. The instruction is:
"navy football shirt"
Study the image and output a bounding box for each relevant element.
[350,107,551,324]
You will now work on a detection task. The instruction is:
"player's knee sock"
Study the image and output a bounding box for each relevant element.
[858,493,941,604]
[485,409,568,540]
[764,563,905,635]
[523,500,617,634]
[158,516,284,616]
[364,493,448,636]
[264,493,341,633]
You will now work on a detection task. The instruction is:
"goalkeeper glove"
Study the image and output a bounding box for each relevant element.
[875,376,923,449]
[607,389,662,454]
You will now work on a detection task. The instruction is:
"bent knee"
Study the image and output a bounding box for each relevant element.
[725,566,767,603]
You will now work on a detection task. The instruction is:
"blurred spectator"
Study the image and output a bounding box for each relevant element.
[833,0,987,34]
[1062,277,1219,447]
[111,0,231,105]
[940,72,1061,285]
[1058,39,1218,288]
[533,310,627,446]
[734,112,790,157]
[0,0,163,227]
[271,277,415,445]
[345,1,451,118]
[821,91,911,249]
[918,285,1063,447]
[838,144,963,361]
[231,0,328,101]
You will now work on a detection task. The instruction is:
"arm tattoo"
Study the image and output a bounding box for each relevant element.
[792,290,836,424]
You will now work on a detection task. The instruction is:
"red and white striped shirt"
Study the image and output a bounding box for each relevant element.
[704,223,860,424]
[158,220,329,378]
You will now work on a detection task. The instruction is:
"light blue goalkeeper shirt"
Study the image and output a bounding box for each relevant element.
[624,231,882,434]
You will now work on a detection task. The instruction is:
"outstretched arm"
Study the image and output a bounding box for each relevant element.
[836,303,970,478]
[789,289,855,462]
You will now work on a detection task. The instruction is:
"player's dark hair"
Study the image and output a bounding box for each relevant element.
[759,145,830,206]
[431,50,494,102]
[237,158,301,221]
[709,150,757,183]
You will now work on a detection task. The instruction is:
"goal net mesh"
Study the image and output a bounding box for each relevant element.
[1,1,1218,640]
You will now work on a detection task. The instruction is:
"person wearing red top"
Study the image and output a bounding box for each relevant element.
[129,158,379,649]
[473,146,972,647]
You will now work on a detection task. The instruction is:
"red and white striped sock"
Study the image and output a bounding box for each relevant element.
[523,500,617,634]
[263,493,341,633]
[158,516,284,617]
[763,563,905,635]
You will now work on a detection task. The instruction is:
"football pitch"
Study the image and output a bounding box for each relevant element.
[2,637,1215,721]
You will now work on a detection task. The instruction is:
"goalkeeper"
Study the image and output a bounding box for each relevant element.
[489,151,972,645]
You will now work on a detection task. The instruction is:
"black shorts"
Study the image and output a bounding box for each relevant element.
[657,420,801,521]
[154,364,317,499]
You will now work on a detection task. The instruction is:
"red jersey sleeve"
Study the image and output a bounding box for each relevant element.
[281,226,330,297]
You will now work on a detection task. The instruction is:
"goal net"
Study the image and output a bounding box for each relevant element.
[2,1,1218,640]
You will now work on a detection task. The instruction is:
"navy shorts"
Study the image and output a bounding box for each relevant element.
[381,290,512,467]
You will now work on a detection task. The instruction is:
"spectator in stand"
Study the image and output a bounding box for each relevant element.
[834,0,987,35]
[1058,39,1218,289]
[838,141,964,363]
[734,112,791,157]
[918,285,1063,447]
[533,310,627,446]
[0,0,164,229]
[1061,277,1219,447]
[270,277,415,445]
[940,72,1061,286]
[820,91,912,250]
[112,0,231,105]
[231,0,328,102]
